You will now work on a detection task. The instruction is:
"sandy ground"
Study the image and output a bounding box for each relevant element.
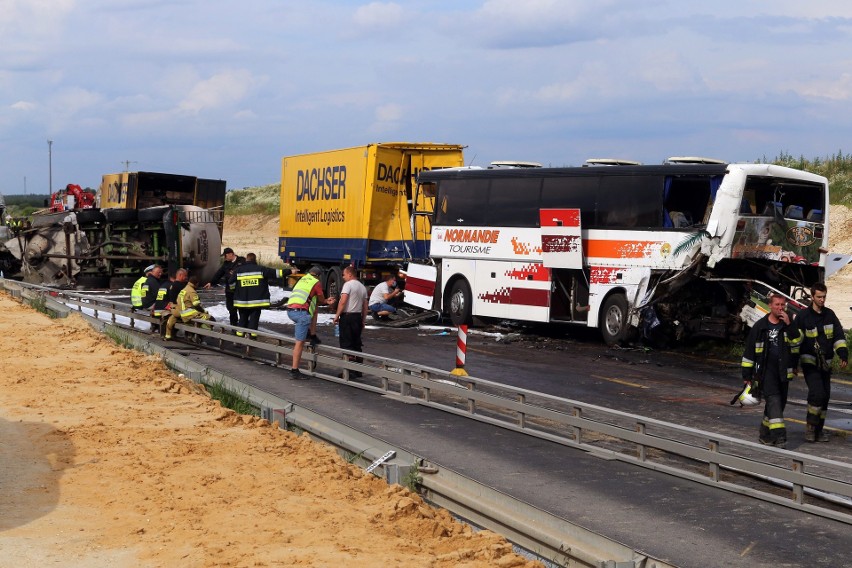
[222,208,852,329]
[0,296,540,567]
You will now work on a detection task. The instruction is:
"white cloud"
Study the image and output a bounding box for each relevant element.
[375,102,403,122]
[10,101,37,111]
[353,2,404,28]
[177,69,259,114]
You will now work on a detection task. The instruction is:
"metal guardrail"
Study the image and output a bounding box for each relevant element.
[4,281,852,551]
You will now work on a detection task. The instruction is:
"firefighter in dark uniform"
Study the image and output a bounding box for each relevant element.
[794,282,848,442]
[204,247,245,327]
[741,293,802,448]
[229,252,286,338]
[131,264,163,311]
[151,272,175,335]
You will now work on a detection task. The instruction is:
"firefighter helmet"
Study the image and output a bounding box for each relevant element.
[736,382,761,407]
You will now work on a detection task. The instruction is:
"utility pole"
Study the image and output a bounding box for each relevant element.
[47,139,53,193]
[122,160,138,172]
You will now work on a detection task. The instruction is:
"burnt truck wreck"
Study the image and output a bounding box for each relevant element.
[0,171,225,289]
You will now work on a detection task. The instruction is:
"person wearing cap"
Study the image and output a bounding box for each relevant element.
[368,273,402,320]
[131,264,163,312]
[286,266,336,380]
[229,252,289,340]
[204,247,245,327]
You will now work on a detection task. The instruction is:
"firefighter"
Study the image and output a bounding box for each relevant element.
[741,293,802,448]
[229,252,287,340]
[203,247,245,327]
[131,264,163,311]
[151,270,184,335]
[794,282,848,442]
[164,275,214,341]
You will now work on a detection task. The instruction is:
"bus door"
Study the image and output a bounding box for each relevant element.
[540,209,585,321]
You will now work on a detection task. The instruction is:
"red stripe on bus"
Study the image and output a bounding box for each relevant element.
[541,234,581,253]
[479,287,549,307]
[505,263,550,282]
[590,266,620,284]
[404,275,434,296]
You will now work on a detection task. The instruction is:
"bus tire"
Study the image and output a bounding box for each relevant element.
[447,279,473,327]
[325,266,343,299]
[599,293,629,346]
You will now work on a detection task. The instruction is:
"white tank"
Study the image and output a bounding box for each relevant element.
[175,205,222,284]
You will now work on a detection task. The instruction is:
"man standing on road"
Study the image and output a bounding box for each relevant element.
[286,266,335,380]
[333,266,368,378]
[131,264,163,312]
[204,247,245,328]
[741,293,802,449]
[230,252,286,339]
[794,282,848,443]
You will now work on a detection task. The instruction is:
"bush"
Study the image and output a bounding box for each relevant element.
[225,184,280,215]
[763,151,852,205]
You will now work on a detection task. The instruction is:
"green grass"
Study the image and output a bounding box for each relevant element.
[104,326,134,348]
[760,150,852,206]
[202,378,260,416]
[26,295,56,318]
[401,465,422,492]
[225,184,280,215]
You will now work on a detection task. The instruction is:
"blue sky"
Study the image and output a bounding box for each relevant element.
[2,0,852,193]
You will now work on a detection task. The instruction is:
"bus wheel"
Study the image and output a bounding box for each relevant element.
[600,293,629,346]
[447,279,473,326]
[325,266,343,299]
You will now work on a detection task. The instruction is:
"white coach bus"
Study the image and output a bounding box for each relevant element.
[404,161,833,345]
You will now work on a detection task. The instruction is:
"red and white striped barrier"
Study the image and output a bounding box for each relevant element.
[450,324,468,376]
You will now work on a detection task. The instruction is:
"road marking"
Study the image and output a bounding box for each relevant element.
[591,374,648,389]
[786,416,851,434]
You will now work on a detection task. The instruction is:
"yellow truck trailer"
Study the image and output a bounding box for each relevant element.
[279,142,465,295]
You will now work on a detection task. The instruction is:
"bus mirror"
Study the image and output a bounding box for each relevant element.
[421,182,436,198]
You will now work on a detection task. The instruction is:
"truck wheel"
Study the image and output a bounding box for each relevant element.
[138,206,170,223]
[599,293,629,346]
[103,208,138,223]
[75,210,106,225]
[325,266,343,299]
[447,279,473,326]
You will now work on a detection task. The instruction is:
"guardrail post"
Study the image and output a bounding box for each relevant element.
[421,370,431,402]
[467,382,476,414]
[401,369,411,398]
[709,440,720,481]
[518,393,526,429]
[636,422,647,461]
[792,460,805,503]
[573,406,582,443]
